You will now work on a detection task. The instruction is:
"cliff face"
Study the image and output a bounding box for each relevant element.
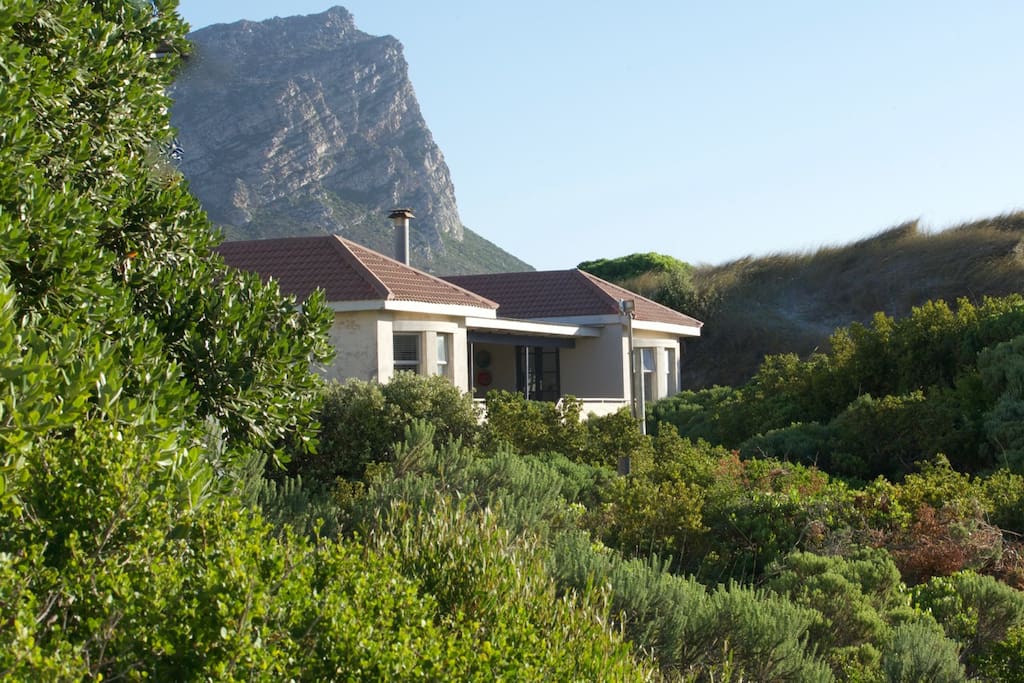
[170,6,526,273]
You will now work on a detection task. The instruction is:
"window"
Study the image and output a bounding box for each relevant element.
[666,348,677,396]
[640,348,656,404]
[516,346,560,402]
[435,333,451,377]
[393,334,420,374]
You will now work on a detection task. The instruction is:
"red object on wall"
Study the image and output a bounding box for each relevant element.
[476,370,492,387]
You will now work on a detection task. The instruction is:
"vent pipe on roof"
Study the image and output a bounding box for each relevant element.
[388,208,415,265]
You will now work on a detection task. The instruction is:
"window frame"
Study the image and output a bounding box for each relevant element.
[393,333,421,375]
[435,332,451,378]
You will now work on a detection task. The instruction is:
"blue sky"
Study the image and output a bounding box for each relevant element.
[176,1,1024,270]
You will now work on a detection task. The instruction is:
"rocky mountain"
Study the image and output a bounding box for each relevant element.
[169,6,529,274]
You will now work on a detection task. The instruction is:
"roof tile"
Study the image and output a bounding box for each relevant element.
[445,270,703,328]
[216,236,498,310]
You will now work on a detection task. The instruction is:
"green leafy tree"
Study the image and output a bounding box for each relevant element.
[0,1,341,676]
[0,0,332,464]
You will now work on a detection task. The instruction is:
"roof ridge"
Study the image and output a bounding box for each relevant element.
[337,237,498,309]
[332,236,393,299]
[572,269,624,314]
[577,269,703,325]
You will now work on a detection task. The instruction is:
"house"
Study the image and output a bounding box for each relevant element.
[217,233,702,417]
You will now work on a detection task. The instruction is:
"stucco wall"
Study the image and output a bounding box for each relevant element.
[322,311,386,382]
[559,326,629,399]
[323,311,471,387]
[633,331,683,401]
[469,342,517,398]
[321,310,684,409]
[391,315,468,387]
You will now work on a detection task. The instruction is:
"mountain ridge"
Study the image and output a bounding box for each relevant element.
[170,6,529,275]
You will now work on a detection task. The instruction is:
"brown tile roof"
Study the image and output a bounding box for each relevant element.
[444,270,703,329]
[216,236,498,310]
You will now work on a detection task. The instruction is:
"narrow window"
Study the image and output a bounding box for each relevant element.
[394,333,420,374]
[435,333,451,377]
[641,348,656,403]
[666,348,677,396]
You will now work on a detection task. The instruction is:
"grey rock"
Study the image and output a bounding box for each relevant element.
[170,6,527,273]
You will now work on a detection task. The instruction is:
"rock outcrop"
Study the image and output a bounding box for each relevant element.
[170,6,528,273]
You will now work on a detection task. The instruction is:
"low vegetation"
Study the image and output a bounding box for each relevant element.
[7,1,1024,680]
[274,374,1024,681]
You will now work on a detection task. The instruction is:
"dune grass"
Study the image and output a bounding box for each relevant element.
[674,213,1024,388]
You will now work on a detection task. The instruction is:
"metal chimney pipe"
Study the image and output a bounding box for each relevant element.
[388,208,415,265]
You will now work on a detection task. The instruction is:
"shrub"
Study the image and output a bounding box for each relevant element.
[583,407,654,471]
[480,391,586,458]
[647,385,740,446]
[294,374,481,485]
[739,421,834,469]
[983,395,1024,471]
[585,474,706,567]
[344,419,612,547]
[879,622,965,683]
[885,503,1003,584]
[655,295,1024,478]
[0,419,462,680]
[697,455,852,582]
[765,549,912,679]
[364,496,657,680]
[649,422,721,488]
[381,371,480,447]
[978,468,1024,533]
[551,533,834,681]
[976,624,1024,682]
[912,570,1024,676]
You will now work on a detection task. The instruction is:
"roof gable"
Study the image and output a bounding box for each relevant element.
[216,236,498,310]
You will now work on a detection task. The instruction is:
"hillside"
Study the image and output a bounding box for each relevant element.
[582,213,1024,388]
[170,7,529,275]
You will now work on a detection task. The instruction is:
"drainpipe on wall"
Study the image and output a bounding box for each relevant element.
[626,303,647,435]
[620,298,644,477]
[388,208,415,265]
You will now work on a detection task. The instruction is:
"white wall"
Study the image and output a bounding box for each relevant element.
[559,325,629,399]
[322,311,471,387]
[321,311,683,409]
[468,342,517,398]
[391,315,468,386]
[322,310,385,382]
[633,332,683,402]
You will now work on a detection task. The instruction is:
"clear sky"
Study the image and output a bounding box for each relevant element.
[175,1,1024,270]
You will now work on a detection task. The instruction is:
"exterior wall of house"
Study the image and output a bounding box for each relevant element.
[562,327,683,415]
[322,310,383,382]
[323,310,471,386]
[632,331,683,403]
[386,313,469,386]
[468,342,517,398]
[560,325,629,399]
[322,310,684,420]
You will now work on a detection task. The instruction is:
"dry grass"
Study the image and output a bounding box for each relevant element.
[682,213,1024,388]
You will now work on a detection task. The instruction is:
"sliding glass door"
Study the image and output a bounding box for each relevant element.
[516,346,560,402]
